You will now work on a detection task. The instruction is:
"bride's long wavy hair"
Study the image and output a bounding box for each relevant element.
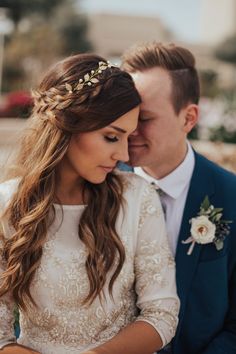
[0,53,140,310]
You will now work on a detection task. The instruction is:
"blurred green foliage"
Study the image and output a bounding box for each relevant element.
[215,35,236,65]
[2,0,92,92]
[221,90,236,115]
[1,0,65,27]
[199,69,219,98]
[210,126,236,144]
[188,126,199,140]
[209,89,236,143]
[198,36,236,143]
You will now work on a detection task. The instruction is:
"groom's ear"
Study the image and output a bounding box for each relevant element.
[183,103,199,133]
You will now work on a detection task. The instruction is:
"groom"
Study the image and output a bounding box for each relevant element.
[121,42,236,354]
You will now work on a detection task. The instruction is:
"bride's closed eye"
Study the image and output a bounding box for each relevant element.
[104,135,119,143]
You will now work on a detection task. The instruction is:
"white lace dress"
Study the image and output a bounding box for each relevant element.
[0,173,179,354]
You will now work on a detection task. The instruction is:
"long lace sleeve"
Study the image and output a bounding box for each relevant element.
[134,183,180,347]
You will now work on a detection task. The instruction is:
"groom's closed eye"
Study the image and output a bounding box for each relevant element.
[139,116,152,122]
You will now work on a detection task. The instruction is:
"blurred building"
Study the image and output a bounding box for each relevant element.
[85,7,235,88]
[200,0,236,45]
[86,13,173,58]
[184,43,235,88]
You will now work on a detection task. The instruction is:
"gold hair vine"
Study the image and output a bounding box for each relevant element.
[65,61,116,94]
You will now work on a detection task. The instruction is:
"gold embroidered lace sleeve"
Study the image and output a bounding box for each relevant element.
[134,183,180,346]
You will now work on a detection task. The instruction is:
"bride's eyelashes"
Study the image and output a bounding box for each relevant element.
[104,135,119,143]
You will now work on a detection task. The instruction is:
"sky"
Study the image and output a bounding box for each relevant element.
[80,0,201,43]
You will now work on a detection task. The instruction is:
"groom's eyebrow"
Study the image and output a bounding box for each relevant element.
[141,109,154,115]
[109,125,127,133]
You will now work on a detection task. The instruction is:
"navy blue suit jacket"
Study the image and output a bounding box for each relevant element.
[120,152,236,354]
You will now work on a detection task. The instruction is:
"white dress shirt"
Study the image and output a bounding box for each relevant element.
[135,142,195,256]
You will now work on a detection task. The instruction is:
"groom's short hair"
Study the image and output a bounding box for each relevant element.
[121,42,200,114]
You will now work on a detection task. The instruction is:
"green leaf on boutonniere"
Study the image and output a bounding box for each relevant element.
[201,196,210,210]
[211,208,223,215]
[215,213,223,222]
[221,219,233,224]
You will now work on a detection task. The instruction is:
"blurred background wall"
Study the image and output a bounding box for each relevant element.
[0,0,236,170]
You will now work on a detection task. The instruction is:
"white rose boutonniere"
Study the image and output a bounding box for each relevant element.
[191,215,216,244]
[182,196,232,255]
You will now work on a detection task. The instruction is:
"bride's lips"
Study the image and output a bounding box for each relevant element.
[100,166,115,173]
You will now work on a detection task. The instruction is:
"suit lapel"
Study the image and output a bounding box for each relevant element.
[175,153,215,328]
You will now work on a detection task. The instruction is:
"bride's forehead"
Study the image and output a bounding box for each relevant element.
[109,108,139,132]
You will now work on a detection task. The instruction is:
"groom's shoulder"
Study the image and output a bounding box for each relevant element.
[196,152,236,188]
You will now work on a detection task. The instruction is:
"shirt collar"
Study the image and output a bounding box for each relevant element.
[134,141,195,199]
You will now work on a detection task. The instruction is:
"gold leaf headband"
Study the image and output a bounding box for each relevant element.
[65,61,116,94]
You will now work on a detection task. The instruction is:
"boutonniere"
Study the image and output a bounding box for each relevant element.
[182,196,232,255]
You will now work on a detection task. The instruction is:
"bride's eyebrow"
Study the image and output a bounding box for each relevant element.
[108,125,126,133]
